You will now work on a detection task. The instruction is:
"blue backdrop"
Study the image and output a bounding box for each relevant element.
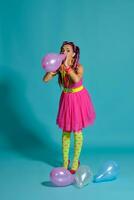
[0,0,133,150]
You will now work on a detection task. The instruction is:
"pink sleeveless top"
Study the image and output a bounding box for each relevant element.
[68,79,83,89]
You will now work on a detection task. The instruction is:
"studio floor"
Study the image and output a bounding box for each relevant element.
[0,147,134,200]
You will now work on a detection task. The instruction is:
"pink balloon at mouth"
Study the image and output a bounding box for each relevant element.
[42,53,66,72]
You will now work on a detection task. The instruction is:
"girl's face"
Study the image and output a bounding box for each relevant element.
[61,44,75,60]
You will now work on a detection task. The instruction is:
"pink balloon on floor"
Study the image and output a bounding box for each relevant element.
[42,53,66,72]
[50,167,75,187]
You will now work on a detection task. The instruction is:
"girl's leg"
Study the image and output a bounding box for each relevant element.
[62,130,71,169]
[71,130,83,170]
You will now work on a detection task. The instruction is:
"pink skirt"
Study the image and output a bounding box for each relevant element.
[56,87,96,132]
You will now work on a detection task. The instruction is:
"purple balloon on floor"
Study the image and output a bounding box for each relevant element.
[50,167,75,187]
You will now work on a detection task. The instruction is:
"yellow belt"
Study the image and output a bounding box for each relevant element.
[63,85,84,93]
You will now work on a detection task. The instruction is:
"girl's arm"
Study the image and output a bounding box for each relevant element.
[43,71,58,82]
[66,64,84,83]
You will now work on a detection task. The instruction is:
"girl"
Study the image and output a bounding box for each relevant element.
[43,41,96,174]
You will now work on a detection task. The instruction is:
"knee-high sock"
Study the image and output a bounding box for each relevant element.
[71,131,83,170]
[62,131,71,169]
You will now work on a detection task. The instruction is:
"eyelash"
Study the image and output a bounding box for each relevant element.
[62,50,70,52]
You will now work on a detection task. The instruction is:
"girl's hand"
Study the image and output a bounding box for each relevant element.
[43,70,58,82]
[49,71,57,75]
[64,56,72,67]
